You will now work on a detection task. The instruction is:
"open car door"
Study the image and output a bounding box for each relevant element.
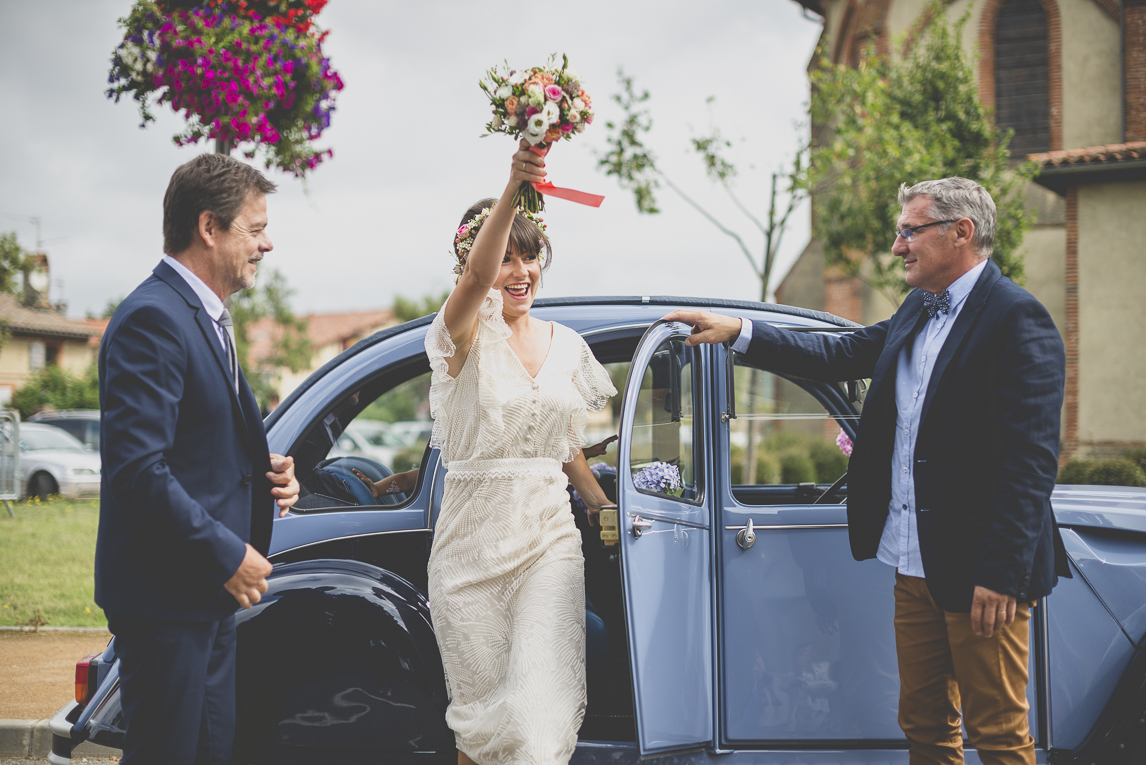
[616,320,715,756]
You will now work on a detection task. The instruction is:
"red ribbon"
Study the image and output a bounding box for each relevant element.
[527,144,605,208]
[530,180,605,207]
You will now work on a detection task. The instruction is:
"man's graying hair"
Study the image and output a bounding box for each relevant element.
[163,153,277,255]
[898,177,996,257]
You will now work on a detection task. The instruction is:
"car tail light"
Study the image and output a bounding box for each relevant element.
[75,654,100,705]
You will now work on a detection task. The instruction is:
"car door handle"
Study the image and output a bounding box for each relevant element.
[631,515,654,538]
[735,518,755,550]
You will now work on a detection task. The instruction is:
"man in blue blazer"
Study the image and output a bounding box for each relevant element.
[666,178,1067,765]
[96,154,300,764]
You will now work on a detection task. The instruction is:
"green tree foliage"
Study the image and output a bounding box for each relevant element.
[226,267,312,406]
[391,291,451,324]
[804,4,1037,303]
[0,232,34,296]
[598,74,804,301]
[12,365,100,419]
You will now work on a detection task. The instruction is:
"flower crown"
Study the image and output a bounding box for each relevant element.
[453,203,547,276]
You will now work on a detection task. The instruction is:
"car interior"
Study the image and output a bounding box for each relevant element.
[274,331,860,743]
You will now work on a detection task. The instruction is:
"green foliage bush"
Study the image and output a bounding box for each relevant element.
[730,432,849,485]
[1058,458,1146,487]
[12,365,99,419]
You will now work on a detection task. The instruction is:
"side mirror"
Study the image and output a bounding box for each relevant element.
[847,379,869,405]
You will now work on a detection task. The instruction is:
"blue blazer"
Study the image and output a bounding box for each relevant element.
[746,259,1069,612]
[95,261,275,622]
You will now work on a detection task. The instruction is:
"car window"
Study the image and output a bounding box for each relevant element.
[629,338,701,502]
[730,355,857,487]
[295,370,435,512]
[21,427,87,452]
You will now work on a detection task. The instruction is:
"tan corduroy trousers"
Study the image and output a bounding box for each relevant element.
[893,573,1035,765]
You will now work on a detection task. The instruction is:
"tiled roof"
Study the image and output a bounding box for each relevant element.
[246,308,395,364]
[1028,141,1146,166]
[1029,142,1146,194]
[82,317,111,347]
[0,293,100,341]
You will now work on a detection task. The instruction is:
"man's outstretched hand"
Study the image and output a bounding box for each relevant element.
[662,309,742,347]
[225,543,273,609]
[268,453,299,517]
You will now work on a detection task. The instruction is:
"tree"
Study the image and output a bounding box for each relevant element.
[391,291,451,324]
[226,267,312,406]
[0,233,33,296]
[804,3,1037,303]
[598,73,805,301]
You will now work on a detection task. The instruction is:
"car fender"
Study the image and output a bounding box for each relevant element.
[62,559,451,763]
[232,558,453,761]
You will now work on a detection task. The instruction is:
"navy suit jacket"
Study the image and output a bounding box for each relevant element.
[95,260,275,622]
[746,259,1069,611]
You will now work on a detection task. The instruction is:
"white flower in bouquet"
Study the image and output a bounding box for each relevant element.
[572,97,584,111]
[495,84,512,99]
[508,69,527,85]
[506,114,518,127]
[542,101,560,124]
[567,110,581,123]
[526,82,543,97]
[525,113,548,145]
[491,113,503,129]
[575,122,586,133]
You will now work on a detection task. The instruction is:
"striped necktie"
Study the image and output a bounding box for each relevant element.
[216,308,239,394]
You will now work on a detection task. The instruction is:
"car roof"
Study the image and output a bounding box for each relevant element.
[27,410,99,420]
[266,294,862,430]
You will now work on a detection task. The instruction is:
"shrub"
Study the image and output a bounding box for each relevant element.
[1058,458,1146,487]
[780,451,817,484]
[12,365,99,419]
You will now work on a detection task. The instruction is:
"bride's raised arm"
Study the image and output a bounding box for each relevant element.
[441,141,546,378]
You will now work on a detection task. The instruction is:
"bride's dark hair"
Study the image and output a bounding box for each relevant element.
[455,198,553,273]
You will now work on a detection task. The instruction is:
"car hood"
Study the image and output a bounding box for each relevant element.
[1053,485,1146,534]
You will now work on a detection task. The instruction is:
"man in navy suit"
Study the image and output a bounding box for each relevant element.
[666,178,1067,765]
[96,153,300,764]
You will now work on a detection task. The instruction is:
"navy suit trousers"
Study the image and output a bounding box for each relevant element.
[107,612,237,765]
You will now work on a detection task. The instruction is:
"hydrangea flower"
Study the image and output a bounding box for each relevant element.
[836,429,854,457]
[633,462,682,494]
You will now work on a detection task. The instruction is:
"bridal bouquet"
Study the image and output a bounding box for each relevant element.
[479,54,602,212]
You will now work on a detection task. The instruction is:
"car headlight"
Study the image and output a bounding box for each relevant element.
[66,467,98,476]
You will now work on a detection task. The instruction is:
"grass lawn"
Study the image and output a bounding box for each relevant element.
[0,498,106,628]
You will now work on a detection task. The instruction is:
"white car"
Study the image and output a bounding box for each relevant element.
[18,423,101,500]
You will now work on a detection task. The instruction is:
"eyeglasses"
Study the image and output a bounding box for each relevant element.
[894,219,958,242]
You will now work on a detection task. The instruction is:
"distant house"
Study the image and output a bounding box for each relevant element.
[0,293,100,406]
[246,308,397,399]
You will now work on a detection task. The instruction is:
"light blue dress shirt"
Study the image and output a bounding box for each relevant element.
[877,259,987,577]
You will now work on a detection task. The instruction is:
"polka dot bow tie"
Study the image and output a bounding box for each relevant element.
[922,289,951,319]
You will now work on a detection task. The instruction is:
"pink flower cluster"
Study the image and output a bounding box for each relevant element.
[107,1,343,177]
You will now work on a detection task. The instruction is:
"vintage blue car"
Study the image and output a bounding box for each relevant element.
[50,296,1146,764]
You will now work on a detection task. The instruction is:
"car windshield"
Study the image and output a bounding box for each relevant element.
[22,427,86,452]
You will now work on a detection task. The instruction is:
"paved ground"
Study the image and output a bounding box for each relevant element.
[0,631,112,720]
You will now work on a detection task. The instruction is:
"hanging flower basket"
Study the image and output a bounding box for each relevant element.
[107,0,344,177]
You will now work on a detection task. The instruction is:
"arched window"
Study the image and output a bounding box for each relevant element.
[994,0,1050,154]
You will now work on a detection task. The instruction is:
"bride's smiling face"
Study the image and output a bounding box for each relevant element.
[496,245,542,318]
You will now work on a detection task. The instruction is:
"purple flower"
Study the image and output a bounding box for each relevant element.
[633,462,682,494]
[835,429,853,457]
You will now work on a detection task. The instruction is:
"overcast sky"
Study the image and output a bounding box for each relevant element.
[0,1,822,319]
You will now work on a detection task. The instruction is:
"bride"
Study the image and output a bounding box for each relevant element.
[423,141,616,765]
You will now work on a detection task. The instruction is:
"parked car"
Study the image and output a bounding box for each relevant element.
[49,296,1146,764]
[18,422,101,500]
[28,409,100,451]
[327,421,400,466]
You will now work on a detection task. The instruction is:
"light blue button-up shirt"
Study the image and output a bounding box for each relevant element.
[876,259,987,577]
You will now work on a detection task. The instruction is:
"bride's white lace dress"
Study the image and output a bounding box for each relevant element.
[425,290,616,765]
